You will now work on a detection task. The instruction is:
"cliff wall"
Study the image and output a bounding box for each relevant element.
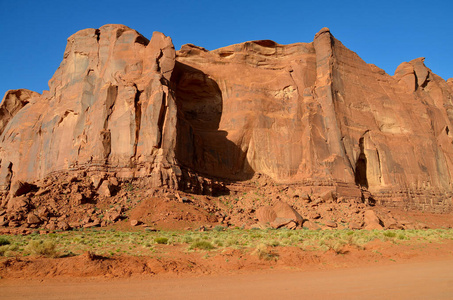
[1,25,453,212]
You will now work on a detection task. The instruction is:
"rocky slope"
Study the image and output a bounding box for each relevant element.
[1,25,453,231]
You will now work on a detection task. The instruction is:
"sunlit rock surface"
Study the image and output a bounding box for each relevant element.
[1,25,453,211]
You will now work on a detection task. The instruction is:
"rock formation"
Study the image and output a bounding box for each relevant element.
[1,24,453,213]
[0,25,179,192]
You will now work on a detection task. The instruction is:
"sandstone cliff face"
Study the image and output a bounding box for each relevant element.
[0,24,179,192]
[1,25,453,211]
[174,28,453,211]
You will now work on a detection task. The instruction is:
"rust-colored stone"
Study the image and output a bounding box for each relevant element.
[26,213,40,224]
[0,25,452,215]
[273,201,304,225]
[256,206,277,224]
[364,210,383,230]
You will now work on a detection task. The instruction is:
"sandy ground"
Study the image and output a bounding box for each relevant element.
[1,239,452,299]
[1,258,453,300]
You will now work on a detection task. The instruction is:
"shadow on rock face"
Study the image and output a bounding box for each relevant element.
[354,137,368,189]
[172,62,254,183]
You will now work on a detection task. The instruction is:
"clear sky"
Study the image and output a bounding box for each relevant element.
[1,0,452,97]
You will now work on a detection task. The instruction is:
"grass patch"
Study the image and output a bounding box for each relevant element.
[214,225,225,232]
[0,244,18,256]
[253,243,279,261]
[0,228,451,258]
[189,240,215,251]
[0,237,11,246]
[24,240,59,258]
[383,231,397,238]
[154,237,169,244]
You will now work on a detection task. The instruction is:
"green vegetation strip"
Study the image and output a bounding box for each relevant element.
[0,228,452,258]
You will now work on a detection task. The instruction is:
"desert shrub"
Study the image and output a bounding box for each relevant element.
[250,232,263,238]
[189,240,215,250]
[154,237,169,244]
[268,240,280,247]
[319,239,348,254]
[397,233,409,240]
[0,237,11,246]
[214,225,225,232]
[330,240,348,254]
[24,240,58,258]
[213,238,224,247]
[383,231,397,238]
[183,236,193,243]
[253,243,279,261]
[280,230,294,238]
[0,245,12,256]
[0,244,20,257]
[225,237,239,247]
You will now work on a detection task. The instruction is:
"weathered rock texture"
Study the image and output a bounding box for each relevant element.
[0,25,179,192]
[1,25,453,212]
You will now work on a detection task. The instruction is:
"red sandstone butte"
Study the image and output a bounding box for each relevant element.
[1,25,453,212]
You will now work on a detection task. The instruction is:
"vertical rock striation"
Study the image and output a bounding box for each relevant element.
[0,25,180,193]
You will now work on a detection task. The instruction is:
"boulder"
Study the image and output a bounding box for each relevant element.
[91,175,103,190]
[270,217,293,229]
[108,177,119,187]
[57,221,70,231]
[382,217,403,229]
[349,222,363,230]
[256,206,277,225]
[26,213,41,224]
[6,196,29,213]
[324,220,337,228]
[364,210,383,230]
[400,220,416,230]
[303,220,321,230]
[35,187,50,196]
[84,220,100,228]
[285,221,298,230]
[10,181,33,197]
[415,222,429,229]
[308,212,321,220]
[8,220,20,227]
[319,190,336,202]
[273,201,304,226]
[81,216,92,225]
[46,221,56,230]
[0,215,8,226]
[130,219,140,226]
[98,181,112,197]
[106,211,121,222]
[69,221,81,229]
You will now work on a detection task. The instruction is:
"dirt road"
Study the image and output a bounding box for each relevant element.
[2,259,453,299]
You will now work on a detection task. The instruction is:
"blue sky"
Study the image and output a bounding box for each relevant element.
[1,0,452,96]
